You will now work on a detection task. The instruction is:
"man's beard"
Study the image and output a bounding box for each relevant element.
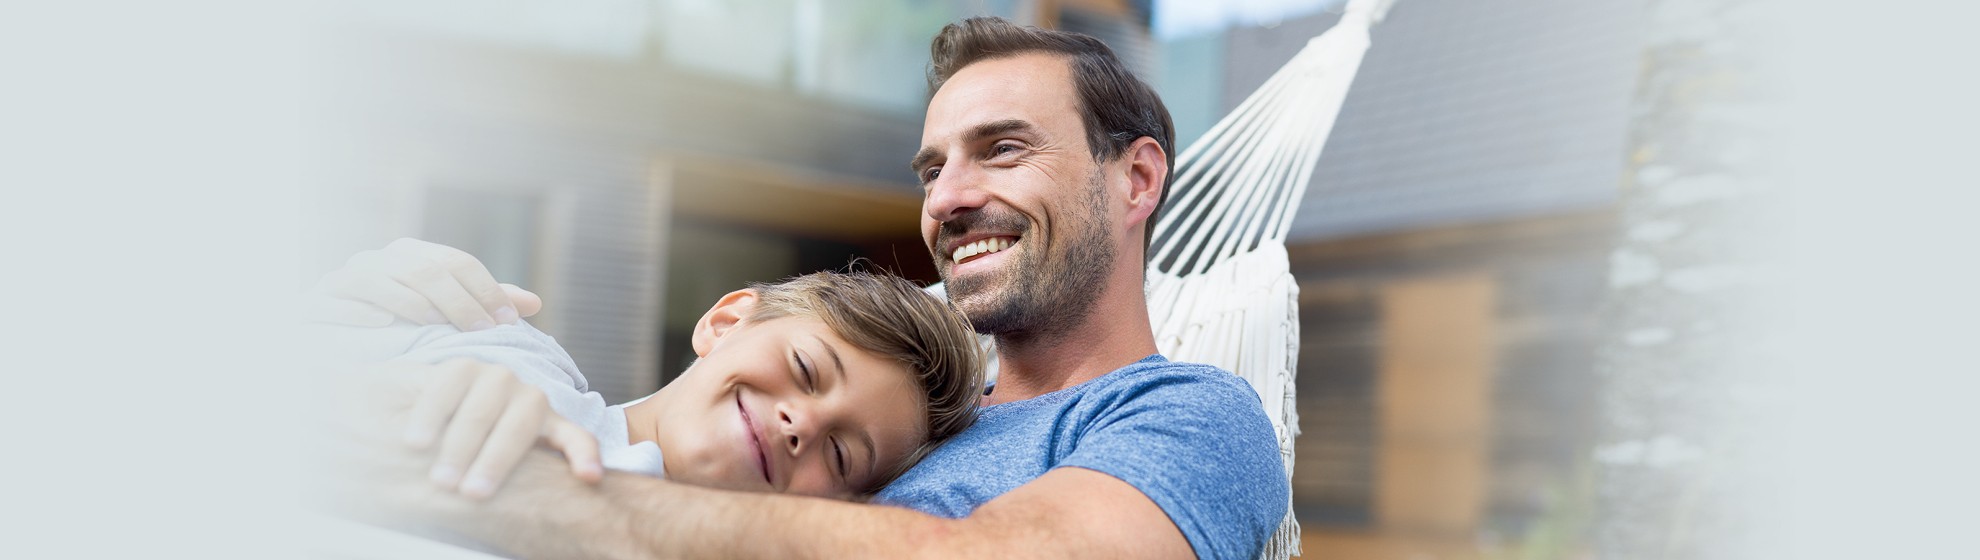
[940,175,1116,341]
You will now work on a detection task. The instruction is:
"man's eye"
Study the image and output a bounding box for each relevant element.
[921,167,941,183]
[992,143,1018,156]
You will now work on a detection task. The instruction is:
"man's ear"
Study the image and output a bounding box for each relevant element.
[1121,137,1169,233]
[691,289,758,358]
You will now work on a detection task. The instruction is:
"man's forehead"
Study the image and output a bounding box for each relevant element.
[922,53,1076,142]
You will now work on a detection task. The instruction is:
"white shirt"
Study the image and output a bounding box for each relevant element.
[321,319,667,478]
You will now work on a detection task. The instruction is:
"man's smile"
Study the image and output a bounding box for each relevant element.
[933,206,1032,273]
[951,235,1019,265]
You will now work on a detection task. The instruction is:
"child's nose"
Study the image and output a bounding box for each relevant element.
[776,404,821,455]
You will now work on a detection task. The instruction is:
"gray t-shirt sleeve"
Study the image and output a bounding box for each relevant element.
[1056,368,1290,560]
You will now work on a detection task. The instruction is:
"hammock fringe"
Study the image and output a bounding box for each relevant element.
[931,2,1392,556]
[1147,2,1390,557]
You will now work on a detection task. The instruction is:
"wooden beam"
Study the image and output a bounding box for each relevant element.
[1375,275,1496,536]
[666,155,923,242]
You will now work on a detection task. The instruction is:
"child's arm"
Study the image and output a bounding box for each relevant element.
[308,317,593,400]
[387,358,604,499]
[388,320,590,396]
[386,322,618,492]
[316,320,609,499]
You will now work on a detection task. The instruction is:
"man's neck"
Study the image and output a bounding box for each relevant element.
[987,269,1158,405]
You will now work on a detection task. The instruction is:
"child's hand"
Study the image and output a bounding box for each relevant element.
[305,237,543,330]
[402,359,604,499]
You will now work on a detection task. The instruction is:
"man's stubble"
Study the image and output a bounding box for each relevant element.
[943,171,1116,343]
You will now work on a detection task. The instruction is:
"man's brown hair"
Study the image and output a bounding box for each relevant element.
[745,271,985,493]
[926,16,1177,261]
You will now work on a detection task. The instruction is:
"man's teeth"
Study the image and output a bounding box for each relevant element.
[952,237,1016,263]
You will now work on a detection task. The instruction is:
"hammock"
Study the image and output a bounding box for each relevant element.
[1147,0,1394,556]
[954,1,1396,557]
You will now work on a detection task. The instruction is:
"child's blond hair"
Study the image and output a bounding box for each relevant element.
[746,271,985,493]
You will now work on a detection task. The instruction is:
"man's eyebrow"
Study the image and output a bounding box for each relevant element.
[907,118,1040,173]
[909,146,941,174]
[966,118,1038,143]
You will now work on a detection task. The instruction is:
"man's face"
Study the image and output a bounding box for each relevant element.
[651,314,927,500]
[914,53,1119,337]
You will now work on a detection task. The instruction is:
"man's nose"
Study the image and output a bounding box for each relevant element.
[774,402,822,456]
[923,166,990,224]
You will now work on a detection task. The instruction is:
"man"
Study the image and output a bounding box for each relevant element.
[325,17,1287,559]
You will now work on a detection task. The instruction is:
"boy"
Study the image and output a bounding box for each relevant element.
[350,271,984,501]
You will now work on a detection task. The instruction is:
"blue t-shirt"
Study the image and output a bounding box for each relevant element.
[875,355,1288,560]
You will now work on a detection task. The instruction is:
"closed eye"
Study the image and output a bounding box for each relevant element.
[794,350,816,393]
[831,437,848,480]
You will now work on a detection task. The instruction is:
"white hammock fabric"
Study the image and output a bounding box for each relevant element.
[1147,1,1392,557]
[943,2,1392,557]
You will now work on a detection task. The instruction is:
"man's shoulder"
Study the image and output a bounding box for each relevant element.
[1053,356,1289,560]
[1051,357,1273,429]
[1087,356,1262,402]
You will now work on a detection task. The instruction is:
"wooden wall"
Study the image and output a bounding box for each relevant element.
[1288,211,1614,558]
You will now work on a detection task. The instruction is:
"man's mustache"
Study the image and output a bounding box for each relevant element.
[934,210,1031,254]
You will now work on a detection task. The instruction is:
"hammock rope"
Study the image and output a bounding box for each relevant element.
[1146,1,1393,557]
[932,2,1393,557]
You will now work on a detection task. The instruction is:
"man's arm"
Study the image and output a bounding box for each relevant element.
[428,450,1194,560]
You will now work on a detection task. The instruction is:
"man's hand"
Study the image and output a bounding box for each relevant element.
[401,359,604,499]
[307,238,543,330]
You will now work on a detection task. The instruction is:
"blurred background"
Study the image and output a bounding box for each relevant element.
[12,1,1977,558]
[288,0,1961,558]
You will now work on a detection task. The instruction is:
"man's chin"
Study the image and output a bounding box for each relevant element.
[944,275,999,306]
[952,289,1032,336]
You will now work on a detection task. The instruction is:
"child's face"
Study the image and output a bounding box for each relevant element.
[648,291,929,500]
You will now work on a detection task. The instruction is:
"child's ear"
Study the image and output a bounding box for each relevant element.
[691,289,758,358]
